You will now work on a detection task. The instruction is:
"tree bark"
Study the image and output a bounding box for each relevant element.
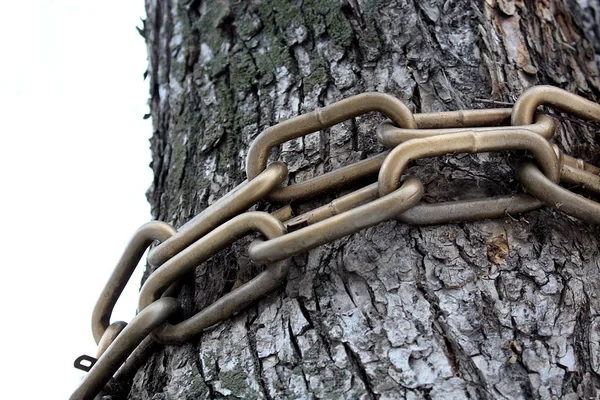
[121,0,600,398]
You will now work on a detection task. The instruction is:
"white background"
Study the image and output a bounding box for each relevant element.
[0,1,154,398]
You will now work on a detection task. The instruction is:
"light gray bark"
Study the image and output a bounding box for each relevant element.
[113,0,600,398]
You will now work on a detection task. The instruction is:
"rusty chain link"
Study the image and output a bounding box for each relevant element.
[71,85,600,400]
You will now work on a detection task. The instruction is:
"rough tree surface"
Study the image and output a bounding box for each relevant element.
[123,0,600,399]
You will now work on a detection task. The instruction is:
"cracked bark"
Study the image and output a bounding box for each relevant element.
[112,0,600,399]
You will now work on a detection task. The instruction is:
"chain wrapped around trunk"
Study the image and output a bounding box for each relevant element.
[70,85,600,400]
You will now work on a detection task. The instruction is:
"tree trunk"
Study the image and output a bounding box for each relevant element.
[122,0,600,398]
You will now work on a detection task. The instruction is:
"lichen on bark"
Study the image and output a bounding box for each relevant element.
[120,0,600,399]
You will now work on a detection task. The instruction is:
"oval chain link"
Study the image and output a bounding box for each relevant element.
[512,86,600,219]
[91,221,175,345]
[139,212,290,344]
[246,92,416,202]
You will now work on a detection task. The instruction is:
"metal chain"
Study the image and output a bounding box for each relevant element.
[71,85,600,400]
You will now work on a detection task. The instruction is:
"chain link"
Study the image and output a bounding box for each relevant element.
[71,85,600,400]
[72,298,180,400]
[247,178,423,264]
[246,92,416,202]
[512,85,600,125]
[519,161,600,224]
[139,211,289,344]
[147,162,289,267]
[91,221,175,345]
[377,112,556,146]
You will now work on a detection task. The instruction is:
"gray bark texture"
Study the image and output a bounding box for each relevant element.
[119,0,600,398]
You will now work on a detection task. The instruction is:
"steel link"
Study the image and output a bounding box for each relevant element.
[138,211,289,344]
[247,178,423,264]
[148,162,288,267]
[71,298,180,400]
[519,161,600,224]
[246,92,417,203]
[378,113,555,147]
[378,128,560,197]
[509,86,600,220]
[91,221,176,344]
[512,85,600,125]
